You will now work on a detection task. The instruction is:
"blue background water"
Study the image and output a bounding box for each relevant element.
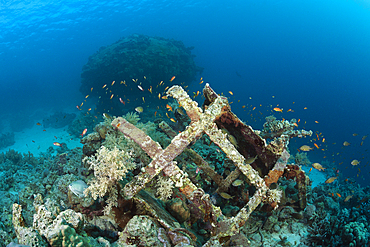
[0,0,369,184]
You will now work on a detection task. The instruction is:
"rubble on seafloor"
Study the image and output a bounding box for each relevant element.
[8,83,369,246]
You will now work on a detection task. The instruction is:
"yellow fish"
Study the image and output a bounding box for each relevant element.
[325,176,337,184]
[351,159,360,166]
[299,145,313,151]
[232,179,243,187]
[273,107,283,112]
[135,106,143,113]
[245,155,257,164]
[343,141,350,146]
[219,192,234,199]
[227,134,238,148]
[344,195,353,202]
[229,91,233,95]
[312,163,326,171]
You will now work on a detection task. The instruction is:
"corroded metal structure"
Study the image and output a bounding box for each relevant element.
[111,83,311,244]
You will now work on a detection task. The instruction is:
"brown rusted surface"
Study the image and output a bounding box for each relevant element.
[282,164,307,210]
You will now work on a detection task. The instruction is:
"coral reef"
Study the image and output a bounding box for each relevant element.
[4,83,369,247]
[0,132,15,149]
[80,34,203,115]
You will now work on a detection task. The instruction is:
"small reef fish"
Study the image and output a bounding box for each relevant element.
[53,142,62,147]
[81,128,87,137]
[229,91,233,95]
[102,84,107,88]
[110,94,114,99]
[343,141,350,146]
[232,179,243,187]
[293,123,298,127]
[138,85,144,91]
[314,143,319,149]
[344,195,353,202]
[135,106,143,113]
[111,80,115,86]
[245,155,257,164]
[362,135,368,140]
[227,134,238,148]
[170,76,176,82]
[119,98,125,105]
[170,118,176,123]
[166,104,173,111]
[308,168,313,173]
[273,107,283,112]
[36,122,41,126]
[351,159,360,166]
[177,108,185,116]
[219,192,234,200]
[148,86,152,93]
[299,145,313,151]
[353,133,358,136]
[103,113,112,120]
[312,163,326,171]
[158,93,161,99]
[325,176,337,184]
[336,193,342,198]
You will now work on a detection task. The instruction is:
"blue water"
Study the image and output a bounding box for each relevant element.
[1,0,369,184]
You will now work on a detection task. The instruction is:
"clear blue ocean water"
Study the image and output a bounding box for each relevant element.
[1,0,369,185]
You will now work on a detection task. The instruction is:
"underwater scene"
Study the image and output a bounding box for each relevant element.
[1,0,370,246]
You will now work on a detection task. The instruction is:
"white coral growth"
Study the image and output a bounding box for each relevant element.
[83,146,135,215]
[156,175,174,201]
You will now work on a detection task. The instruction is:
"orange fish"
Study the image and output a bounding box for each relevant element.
[314,143,319,149]
[166,104,173,111]
[298,119,300,123]
[336,193,341,198]
[315,121,319,123]
[111,80,115,86]
[53,142,62,147]
[110,94,114,99]
[287,109,293,112]
[36,122,41,126]
[273,107,283,112]
[161,96,168,100]
[242,105,246,108]
[170,118,176,123]
[252,107,256,110]
[154,111,157,117]
[119,98,125,105]
[304,107,307,109]
[309,168,313,173]
[170,76,176,82]
[229,91,233,95]
[81,128,87,137]
[293,123,298,127]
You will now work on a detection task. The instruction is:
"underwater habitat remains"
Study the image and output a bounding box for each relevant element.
[1,3,370,243]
